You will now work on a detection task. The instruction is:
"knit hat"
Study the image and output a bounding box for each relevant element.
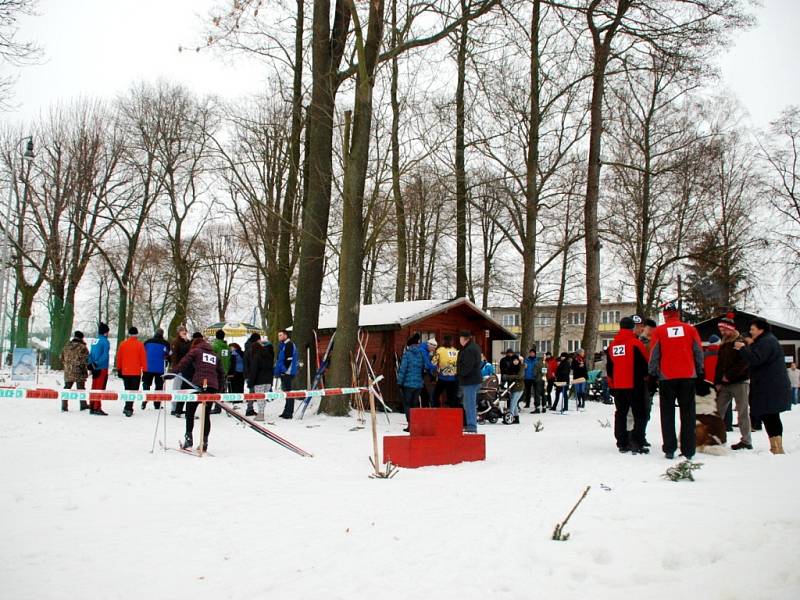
[155,328,164,337]
[427,338,438,347]
[459,330,472,338]
[192,332,203,339]
[98,322,109,335]
[644,318,657,328]
[128,326,138,336]
[662,300,679,314]
[619,317,635,330]
[216,329,225,340]
[73,330,84,340]
[718,311,737,332]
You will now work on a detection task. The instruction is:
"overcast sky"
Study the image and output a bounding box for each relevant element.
[7,0,799,128]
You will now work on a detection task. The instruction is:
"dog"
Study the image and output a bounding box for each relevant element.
[695,379,727,455]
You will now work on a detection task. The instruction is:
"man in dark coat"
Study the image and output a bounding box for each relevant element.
[456,330,482,433]
[714,314,751,450]
[735,318,791,454]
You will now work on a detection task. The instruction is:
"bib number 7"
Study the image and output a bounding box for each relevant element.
[667,326,685,338]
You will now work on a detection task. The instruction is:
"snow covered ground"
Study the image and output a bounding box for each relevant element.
[1,374,798,600]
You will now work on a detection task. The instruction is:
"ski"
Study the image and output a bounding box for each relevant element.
[216,401,313,457]
[158,440,214,457]
[296,331,336,420]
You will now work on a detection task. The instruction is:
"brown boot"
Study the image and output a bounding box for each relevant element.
[770,436,785,454]
[61,400,68,412]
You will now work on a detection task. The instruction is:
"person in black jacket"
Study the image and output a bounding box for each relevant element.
[456,330,482,433]
[735,319,791,454]
[571,349,589,409]
[244,334,275,421]
[169,326,192,417]
[715,316,752,450]
[228,342,245,393]
[552,353,572,413]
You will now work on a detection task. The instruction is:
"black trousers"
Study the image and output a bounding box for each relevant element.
[185,389,217,443]
[122,375,141,413]
[401,386,422,424]
[613,388,647,449]
[761,413,783,437]
[228,373,244,394]
[522,380,534,407]
[433,379,459,408]
[279,375,295,417]
[142,372,164,408]
[659,378,696,457]
[546,380,555,406]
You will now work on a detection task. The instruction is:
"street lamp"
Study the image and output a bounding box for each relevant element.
[0,136,35,365]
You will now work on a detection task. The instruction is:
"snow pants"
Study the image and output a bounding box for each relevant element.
[659,378,696,458]
[90,369,108,411]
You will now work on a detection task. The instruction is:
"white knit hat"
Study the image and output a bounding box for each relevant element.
[427,338,438,347]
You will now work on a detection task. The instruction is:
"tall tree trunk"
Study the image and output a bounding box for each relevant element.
[48,285,70,370]
[391,0,407,302]
[520,0,541,353]
[15,285,37,350]
[454,0,469,298]
[325,0,385,414]
[291,0,350,386]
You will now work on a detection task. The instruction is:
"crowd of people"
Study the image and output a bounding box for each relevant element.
[56,305,794,457]
[58,324,299,451]
[395,304,793,458]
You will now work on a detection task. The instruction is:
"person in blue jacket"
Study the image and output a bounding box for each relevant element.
[480,354,495,378]
[87,321,110,415]
[141,328,171,410]
[522,348,540,409]
[397,333,435,432]
[276,329,299,419]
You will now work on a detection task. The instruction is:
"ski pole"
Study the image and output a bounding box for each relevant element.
[150,398,162,453]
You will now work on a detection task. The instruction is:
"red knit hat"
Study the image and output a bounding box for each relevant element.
[718,312,737,332]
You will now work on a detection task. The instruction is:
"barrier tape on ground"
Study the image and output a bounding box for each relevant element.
[0,387,368,402]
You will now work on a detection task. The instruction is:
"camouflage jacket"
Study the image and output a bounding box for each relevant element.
[61,339,89,383]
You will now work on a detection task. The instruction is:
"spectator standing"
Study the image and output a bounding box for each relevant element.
[432,335,459,408]
[714,316,752,450]
[117,327,147,417]
[397,333,427,432]
[552,353,572,413]
[60,331,89,412]
[499,348,524,424]
[648,302,703,459]
[735,319,791,454]
[87,322,110,415]
[545,352,558,408]
[456,330,482,433]
[275,330,299,419]
[228,342,246,394]
[607,317,650,453]
[787,362,800,406]
[141,328,170,410]
[169,326,192,417]
[522,348,539,409]
[572,349,588,409]
[244,335,274,421]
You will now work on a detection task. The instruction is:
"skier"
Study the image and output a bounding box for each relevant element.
[171,333,225,452]
[734,318,791,454]
[209,330,230,413]
[648,301,704,460]
[607,317,650,453]
[572,349,589,409]
[456,330,482,433]
[275,330,299,419]
[87,322,110,415]
[169,326,192,417]
[714,314,751,450]
[244,334,274,421]
[432,335,459,408]
[116,326,147,417]
[141,328,170,410]
[60,331,89,412]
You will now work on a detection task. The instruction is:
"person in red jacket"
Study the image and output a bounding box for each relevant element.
[116,326,147,417]
[545,352,558,408]
[648,301,704,459]
[172,333,225,451]
[607,317,650,454]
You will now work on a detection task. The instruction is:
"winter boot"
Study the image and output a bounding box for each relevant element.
[254,411,265,422]
[80,400,89,411]
[182,434,193,450]
[245,402,256,417]
[769,436,785,454]
[203,438,209,452]
[731,440,753,450]
[141,402,147,410]
[61,400,68,412]
[513,415,520,424]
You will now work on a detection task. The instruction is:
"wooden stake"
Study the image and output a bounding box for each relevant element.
[368,387,380,476]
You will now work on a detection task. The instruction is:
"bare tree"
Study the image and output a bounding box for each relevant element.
[0,0,42,109]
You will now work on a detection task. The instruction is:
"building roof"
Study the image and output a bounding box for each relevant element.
[695,310,800,341]
[317,297,517,339]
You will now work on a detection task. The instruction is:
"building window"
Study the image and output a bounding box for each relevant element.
[567,339,581,353]
[602,310,621,325]
[536,313,553,326]
[535,340,552,354]
[601,339,611,349]
[502,313,520,327]
[505,339,521,353]
[566,312,586,326]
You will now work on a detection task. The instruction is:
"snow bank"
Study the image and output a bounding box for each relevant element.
[1,373,798,599]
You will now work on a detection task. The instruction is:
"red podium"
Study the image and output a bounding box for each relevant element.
[383,408,486,468]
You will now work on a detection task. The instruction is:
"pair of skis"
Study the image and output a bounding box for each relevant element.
[162,373,312,458]
[295,331,335,419]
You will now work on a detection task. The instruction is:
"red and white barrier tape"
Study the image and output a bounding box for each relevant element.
[0,387,368,403]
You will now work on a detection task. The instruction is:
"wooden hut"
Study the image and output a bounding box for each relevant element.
[314,298,516,406]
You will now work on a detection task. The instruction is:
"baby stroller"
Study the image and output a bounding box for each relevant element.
[587,369,604,402]
[477,375,515,424]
